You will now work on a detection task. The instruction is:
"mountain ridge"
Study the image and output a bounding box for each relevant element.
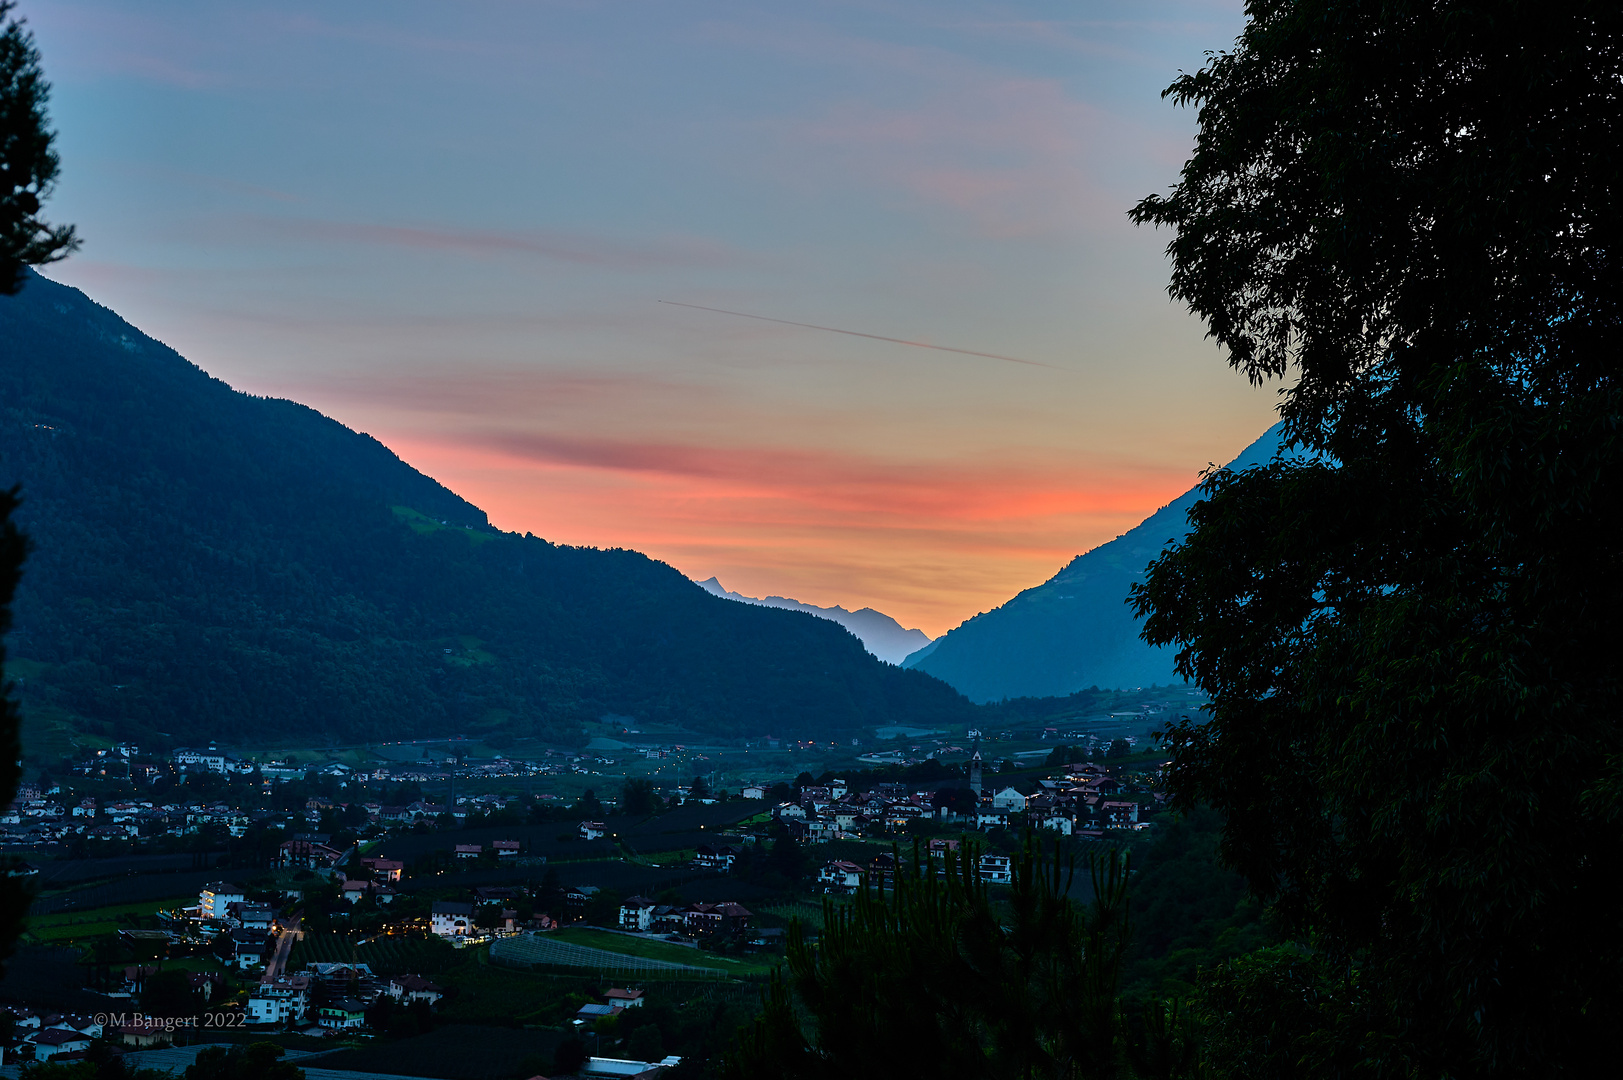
[693,577,931,665]
[0,272,975,749]
[902,425,1288,701]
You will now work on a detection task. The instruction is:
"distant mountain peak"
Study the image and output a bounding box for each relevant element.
[695,577,931,665]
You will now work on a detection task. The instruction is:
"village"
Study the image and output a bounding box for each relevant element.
[0,725,1170,1076]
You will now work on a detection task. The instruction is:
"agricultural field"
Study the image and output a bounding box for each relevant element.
[289,932,457,977]
[550,928,777,977]
[23,896,194,945]
[29,870,227,915]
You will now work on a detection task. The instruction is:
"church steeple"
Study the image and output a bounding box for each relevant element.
[968,736,984,798]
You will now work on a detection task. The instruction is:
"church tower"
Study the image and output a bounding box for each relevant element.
[968,738,984,798]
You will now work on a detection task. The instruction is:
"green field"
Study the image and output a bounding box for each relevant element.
[24,896,195,944]
[551,928,778,976]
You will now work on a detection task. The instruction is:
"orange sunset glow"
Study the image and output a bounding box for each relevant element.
[35,0,1275,639]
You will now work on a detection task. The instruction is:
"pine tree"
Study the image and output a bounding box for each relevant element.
[0,1,76,293]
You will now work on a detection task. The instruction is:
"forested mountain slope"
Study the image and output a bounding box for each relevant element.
[903,426,1286,701]
[0,273,973,748]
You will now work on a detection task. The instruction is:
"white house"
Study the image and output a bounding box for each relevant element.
[694,845,737,873]
[978,854,1013,885]
[173,746,229,773]
[740,785,766,800]
[199,881,245,922]
[388,974,444,1007]
[604,987,645,1008]
[975,810,1010,830]
[32,1029,93,1060]
[620,896,656,932]
[57,1014,104,1038]
[317,999,367,1029]
[1037,813,1074,835]
[247,974,311,1026]
[579,821,607,840]
[818,860,864,894]
[990,787,1027,812]
[431,900,475,938]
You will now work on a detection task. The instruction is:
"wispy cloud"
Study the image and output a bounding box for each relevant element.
[466,429,1186,524]
[780,78,1122,236]
[206,215,743,271]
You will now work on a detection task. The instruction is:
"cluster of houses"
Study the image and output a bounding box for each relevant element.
[243,964,444,1031]
[816,844,1014,893]
[0,785,260,844]
[17,738,621,856]
[995,763,1155,836]
[427,883,559,944]
[0,964,396,1063]
[767,759,1152,843]
[2,1008,114,1064]
[616,897,754,940]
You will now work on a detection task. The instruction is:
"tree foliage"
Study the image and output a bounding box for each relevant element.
[0,2,76,294]
[0,0,67,974]
[725,841,1191,1080]
[0,482,23,971]
[182,1044,304,1080]
[621,777,660,817]
[1130,1,1623,1073]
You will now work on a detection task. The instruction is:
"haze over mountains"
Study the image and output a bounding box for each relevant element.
[0,274,974,749]
[903,426,1287,702]
[694,577,930,665]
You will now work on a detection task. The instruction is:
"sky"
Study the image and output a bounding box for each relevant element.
[26,0,1277,638]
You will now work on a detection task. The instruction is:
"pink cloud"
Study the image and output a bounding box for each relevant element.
[451,429,1188,526]
[383,432,1194,636]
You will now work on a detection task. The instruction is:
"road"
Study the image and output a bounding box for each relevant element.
[263,913,301,979]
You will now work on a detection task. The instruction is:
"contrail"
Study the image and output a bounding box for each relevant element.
[658,299,1059,369]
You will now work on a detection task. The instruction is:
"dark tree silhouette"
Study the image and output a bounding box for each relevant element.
[1130,1,1623,1073]
[725,843,1188,1080]
[0,485,24,972]
[621,777,659,817]
[0,0,75,972]
[183,1043,304,1080]
[0,2,76,293]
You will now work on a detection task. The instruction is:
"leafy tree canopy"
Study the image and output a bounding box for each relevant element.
[1130,1,1623,1072]
[183,1044,303,1080]
[621,777,660,817]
